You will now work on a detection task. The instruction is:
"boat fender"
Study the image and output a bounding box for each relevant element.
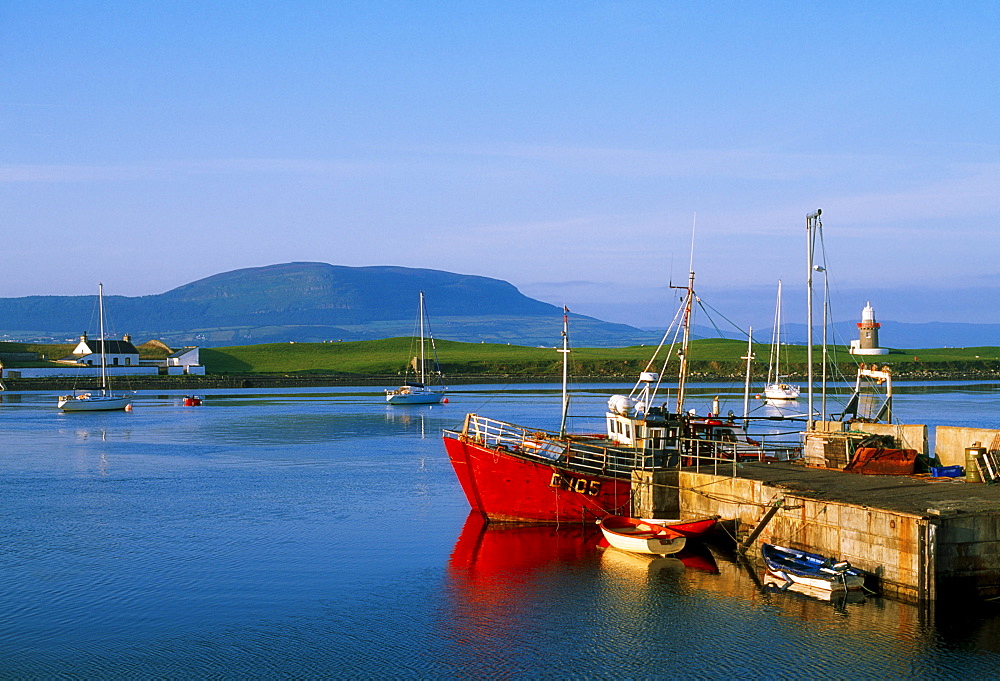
[125,404,133,412]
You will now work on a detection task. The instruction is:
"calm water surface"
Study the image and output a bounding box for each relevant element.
[2,382,1000,678]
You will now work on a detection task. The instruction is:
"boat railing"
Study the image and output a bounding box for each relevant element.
[448,413,664,477]
[681,432,802,477]
[445,414,802,479]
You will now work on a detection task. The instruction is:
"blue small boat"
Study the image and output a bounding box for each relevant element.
[761,543,865,591]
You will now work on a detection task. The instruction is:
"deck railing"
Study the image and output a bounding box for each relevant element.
[444,413,802,479]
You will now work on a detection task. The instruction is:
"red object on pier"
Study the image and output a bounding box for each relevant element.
[844,447,917,475]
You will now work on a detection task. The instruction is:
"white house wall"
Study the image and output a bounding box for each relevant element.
[77,353,141,367]
[7,367,159,378]
[167,348,201,367]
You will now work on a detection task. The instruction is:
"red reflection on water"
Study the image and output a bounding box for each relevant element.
[447,512,719,597]
[442,513,603,670]
[447,512,598,581]
[442,513,723,673]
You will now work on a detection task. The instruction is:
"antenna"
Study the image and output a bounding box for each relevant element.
[688,213,697,274]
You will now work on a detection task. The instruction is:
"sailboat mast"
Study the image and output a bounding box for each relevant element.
[419,291,426,385]
[769,280,783,385]
[674,270,695,415]
[805,209,821,431]
[98,282,107,393]
[742,327,753,429]
[821,269,829,420]
[558,306,570,438]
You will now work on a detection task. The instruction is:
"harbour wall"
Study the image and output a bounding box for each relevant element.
[813,420,1000,469]
[935,426,1000,467]
[850,422,929,456]
[633,467,1000,604]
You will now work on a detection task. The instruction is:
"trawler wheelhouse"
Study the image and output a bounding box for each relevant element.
[604,373,684,467]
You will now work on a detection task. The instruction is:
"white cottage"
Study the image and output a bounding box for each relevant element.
[166,347,206,375]
[67,332,141,367]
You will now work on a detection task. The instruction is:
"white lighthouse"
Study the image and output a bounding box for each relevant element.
[849,302,889,355]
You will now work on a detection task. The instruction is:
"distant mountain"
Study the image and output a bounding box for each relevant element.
[0,263,662,348]
[2,262,994,349]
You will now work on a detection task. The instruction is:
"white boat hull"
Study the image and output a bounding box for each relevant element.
[766,567,865,591]
[386,389,445,405]
[764,383,800,400]
[58,394,133,412]
[600,521,687,556]
[603,531,686,555]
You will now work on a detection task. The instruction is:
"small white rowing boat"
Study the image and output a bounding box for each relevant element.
[599,515,686,556]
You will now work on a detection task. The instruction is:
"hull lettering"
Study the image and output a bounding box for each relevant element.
[549,472,602,497]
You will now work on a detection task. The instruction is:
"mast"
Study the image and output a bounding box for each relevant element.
[768,281,782,385]
[805,209,821,431]
[418,291,426,385]
[821,265,829,420]
[674,270,695,415]
[558,306,570,438]
[742,327,753,429]
[98,282,108,394]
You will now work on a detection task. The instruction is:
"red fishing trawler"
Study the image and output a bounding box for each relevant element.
[443,272,800,525]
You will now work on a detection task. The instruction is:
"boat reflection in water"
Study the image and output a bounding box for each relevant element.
[445,512,722,628]
[443,511,720,670]
[595,534,720,576]
[600,547,687,581]
[762,573,867,611]
[447,512,599,583]
[448,512,721,589]
[443,512,603,670]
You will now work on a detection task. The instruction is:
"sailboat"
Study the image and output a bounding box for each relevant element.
[385,291,447,405]
[764,280,800,401]
[58,283,134,412]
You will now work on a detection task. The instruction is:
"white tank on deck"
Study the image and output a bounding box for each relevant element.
[639,372,659,383]
[608,395,635,416]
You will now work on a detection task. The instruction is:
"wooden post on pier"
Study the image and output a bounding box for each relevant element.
[738,497,784,555]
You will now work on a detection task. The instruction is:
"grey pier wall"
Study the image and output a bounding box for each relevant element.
[633,463,1000,604]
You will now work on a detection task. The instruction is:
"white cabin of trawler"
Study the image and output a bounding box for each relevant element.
[65,332,141,367]
[604,372,684,460]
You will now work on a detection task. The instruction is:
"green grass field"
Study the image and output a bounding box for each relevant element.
[5,337,999,376]
[198,337,1000,376]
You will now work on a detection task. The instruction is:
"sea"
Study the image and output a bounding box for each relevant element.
[2,380,1000,678]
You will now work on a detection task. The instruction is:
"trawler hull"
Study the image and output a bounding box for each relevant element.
[443,436,631,524]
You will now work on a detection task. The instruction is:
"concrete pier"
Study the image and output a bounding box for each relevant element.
[634,462,1000,603]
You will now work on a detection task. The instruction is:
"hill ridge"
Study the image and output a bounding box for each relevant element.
[0,262,658,347]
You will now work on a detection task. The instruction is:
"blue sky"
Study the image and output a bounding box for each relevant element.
[2,2,998,331]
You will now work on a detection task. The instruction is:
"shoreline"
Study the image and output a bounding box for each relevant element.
[4,368,1000,392]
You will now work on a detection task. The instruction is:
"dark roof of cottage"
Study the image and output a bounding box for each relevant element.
[80,339,140,355]
[167,347,197,358]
